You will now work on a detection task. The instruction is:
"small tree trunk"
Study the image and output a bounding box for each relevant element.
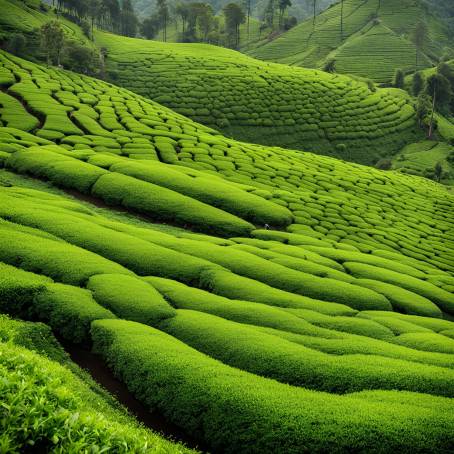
[428,87,436,138]
[340,0,344,41]
[313,0,316,27]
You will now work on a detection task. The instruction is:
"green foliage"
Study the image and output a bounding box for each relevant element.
[0,341,191,453]
[32,283,116,344]
[87,274,175,324]
[92,319,454,453]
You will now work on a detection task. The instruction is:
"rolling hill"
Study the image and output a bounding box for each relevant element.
[1,47,454,450]
[248,0,453,83]
[95,31,422,164]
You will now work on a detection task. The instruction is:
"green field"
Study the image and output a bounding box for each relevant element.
[248,0,452,83]
[0,45,453,451]
[93,30,423,164]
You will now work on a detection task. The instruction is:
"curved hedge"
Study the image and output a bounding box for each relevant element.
[344,262,454,315]
[158,310,454,396]
[91,172,254,237]
[87,274,175,324]
[92,319,454,453]
[146,276,344,338]
[200,268,356,316]
[354,279,443,318]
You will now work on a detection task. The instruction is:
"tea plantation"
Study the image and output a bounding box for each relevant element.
[95,31,421,164]
[249,0,453,83]
[0,48,454,452]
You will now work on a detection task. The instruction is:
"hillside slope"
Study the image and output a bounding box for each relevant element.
[249,0,452,83]
[0,48,454,453]
[96,31,421,164]
[0,49,454,451]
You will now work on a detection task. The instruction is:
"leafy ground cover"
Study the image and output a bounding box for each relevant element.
[0,48,453,451]
[93,31,421,164]
[249,0,452,83]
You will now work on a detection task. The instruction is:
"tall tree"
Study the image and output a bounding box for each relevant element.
[425,73,452,137]
[120,0,138,37]
[88,0,101,40]
[340,0,344,41]
[40,20,65,66]
[313,0,316,27]
[278,0,291,29]
[157,0,169,42]
[141,14,160,39]
[412,71,424,96]
[176,2,190,36]
[223,3,245,49]
[197,4,215,42]
[263,0,275,29]
[412,21,428,71]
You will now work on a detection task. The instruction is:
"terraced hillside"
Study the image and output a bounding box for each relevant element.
[0,0,94,56]
[249,0,452,83]
[0,48,454,451]
[96,32,421,164]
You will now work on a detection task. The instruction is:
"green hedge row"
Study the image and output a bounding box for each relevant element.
[87,274,176,325]
[91,318,454,453]
[146,276,344,338]
[159,310,454,396]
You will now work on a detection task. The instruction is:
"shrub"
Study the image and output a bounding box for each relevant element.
[283,308,394,339]
[146,276,344,338]
[7,148,107,194]
[91,172,254,237]
[164,239,390,310]
[391,333,454,355]
[87,274,175,325]
[200,268,361,316]
[0,262,51,314]
[354,279,442,318]
[0,224,130,286]
[108,160,293,227]
[344,262,454,315]
[31,283,116,344]
[159,310,454,396]
[259,325,454,369]
[91,319,454,453]
[0,342,190,453]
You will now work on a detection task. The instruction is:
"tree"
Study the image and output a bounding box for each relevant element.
[245,0,251,41]
[263,0,275,29]
[88,0,101,40]
[176,3,190,36]
[278,0,291,29]
[40,20,65,66]
[412,21,428,71]
[6,33,26,56]
[412,71,424,96]
[141,14,160,39]
[340,0,344,41]
[415,93,431,127]
[157,0,169,42]
[223,3,245,49]
[323,58,336,73]
[197,5,215,42]
[393,69,405,88]
[62,40,99,74]
[120,0,138,37]
[425,73,452,137]
[434,162,443,182]
[312,0,316,27]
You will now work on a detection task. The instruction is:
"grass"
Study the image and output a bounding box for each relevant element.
[248,0,453,83]
[0,44,452,452]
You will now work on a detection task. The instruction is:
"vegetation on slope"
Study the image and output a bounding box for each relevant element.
[0,47,453,452]
[249,0,453,83]
[94,31,421,163]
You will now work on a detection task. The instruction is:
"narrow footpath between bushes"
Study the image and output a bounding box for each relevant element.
[62,341,206,452]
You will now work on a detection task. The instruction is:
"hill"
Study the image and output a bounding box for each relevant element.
[248,0,453,83]
[96,31,422,164]
[1,47,454,451]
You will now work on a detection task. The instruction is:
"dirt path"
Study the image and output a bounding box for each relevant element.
[63,342,207,452]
